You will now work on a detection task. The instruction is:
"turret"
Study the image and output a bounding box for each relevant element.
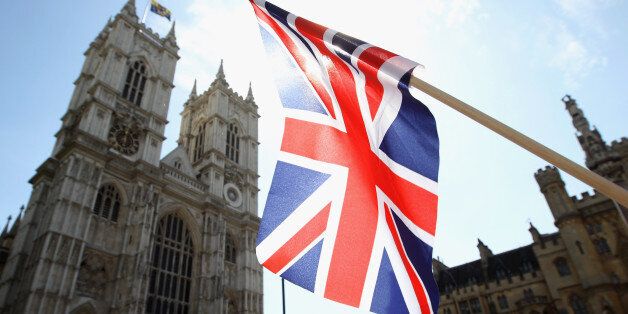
[535,166,576,221]
[562,95,621,180]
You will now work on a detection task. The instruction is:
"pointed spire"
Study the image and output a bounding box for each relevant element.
[1,216,11,238]
[529,222,541,242]
[190,79,198,99]
[211,59,229,87]
[562,95,591,134]
[166,21,176,40]
[120,0,138,19]
[9,206,24,237]
[217,59,226,80]
[246,82,255,102]
[477,238,493,260]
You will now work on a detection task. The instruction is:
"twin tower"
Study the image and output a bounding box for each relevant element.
[0,1,262,313]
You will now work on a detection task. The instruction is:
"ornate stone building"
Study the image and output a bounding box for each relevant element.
[435,95,628,314]
[0,1,263,313]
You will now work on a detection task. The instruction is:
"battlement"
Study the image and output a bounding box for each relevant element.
[535,166,563,189]
[610,137,628,156]
[562,94,576,108]
[569,190,600,203]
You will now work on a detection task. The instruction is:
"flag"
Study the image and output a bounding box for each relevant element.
[150,0,171,21]
[250,0,440,313]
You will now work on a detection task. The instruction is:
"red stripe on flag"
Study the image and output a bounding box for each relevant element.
[356,47,393,119]
[251,3,336,118]
[263,203,331,273]
[384,204,432,314]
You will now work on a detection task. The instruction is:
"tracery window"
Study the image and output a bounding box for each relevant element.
[226,123,240,163]
[122,61,148,106]
[594,238,611,255]
[554,257,571,277]
[146,214,194,314]
[225,233,237,264]
[570,294,589,314]
[193,123,206,162]
[93,184,121,222]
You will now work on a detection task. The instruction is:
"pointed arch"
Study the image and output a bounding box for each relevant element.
[93,182,125,222]
[225,231,237,264]
[193,121,208,162]
[121,57,152,106]
[146,212,196,314]
[225,121,241,163]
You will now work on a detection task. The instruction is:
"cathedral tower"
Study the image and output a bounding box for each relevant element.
[0,1,263,313]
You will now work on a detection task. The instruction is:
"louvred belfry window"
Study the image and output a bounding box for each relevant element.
[146,214,194,314]
[93,184,121,222]
[122,61,148,106]
[226,123,240,163]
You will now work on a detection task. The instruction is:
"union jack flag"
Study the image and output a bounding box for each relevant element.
[250,1,440,313]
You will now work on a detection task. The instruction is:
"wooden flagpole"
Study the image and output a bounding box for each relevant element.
[409,75,628,208]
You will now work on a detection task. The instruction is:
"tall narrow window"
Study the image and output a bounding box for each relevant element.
[122,60,148,106]
[93,184,121,222]
[193,123,206,162]
[575,241,585,254]
[225,233,237,264]
[594,238,611,255]
[146,214,194,314]
[554,257,571,277]
[570,294,589,314]
[226,123,240,163]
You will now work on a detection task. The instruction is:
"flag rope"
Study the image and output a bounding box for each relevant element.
[409,75,628,208]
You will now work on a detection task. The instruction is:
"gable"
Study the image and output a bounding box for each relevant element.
[161,146,197,177]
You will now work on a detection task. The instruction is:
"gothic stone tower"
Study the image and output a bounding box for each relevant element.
[0,1,263,313]
[533,96,628,313]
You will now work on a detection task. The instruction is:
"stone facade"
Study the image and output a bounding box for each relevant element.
[435,95,627,314]
[0,1,263,313]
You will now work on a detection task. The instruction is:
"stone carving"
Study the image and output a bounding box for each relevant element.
[76,249,115,298]
[224,164,244,189]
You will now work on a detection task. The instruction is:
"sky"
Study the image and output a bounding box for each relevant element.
[0,0,627,313]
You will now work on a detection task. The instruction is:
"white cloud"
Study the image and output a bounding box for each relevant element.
[446,0,481,27]
[549,24,607,88]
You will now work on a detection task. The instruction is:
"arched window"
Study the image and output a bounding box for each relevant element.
[122,61,148,106]
[594,238,611,255]
[554,257,571,277]
[570,294,589,314]
[146,214,194,314]
[93,184,121,222]
[225,233,237,264]
[193,123,206,162]
[225,123,240,163]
